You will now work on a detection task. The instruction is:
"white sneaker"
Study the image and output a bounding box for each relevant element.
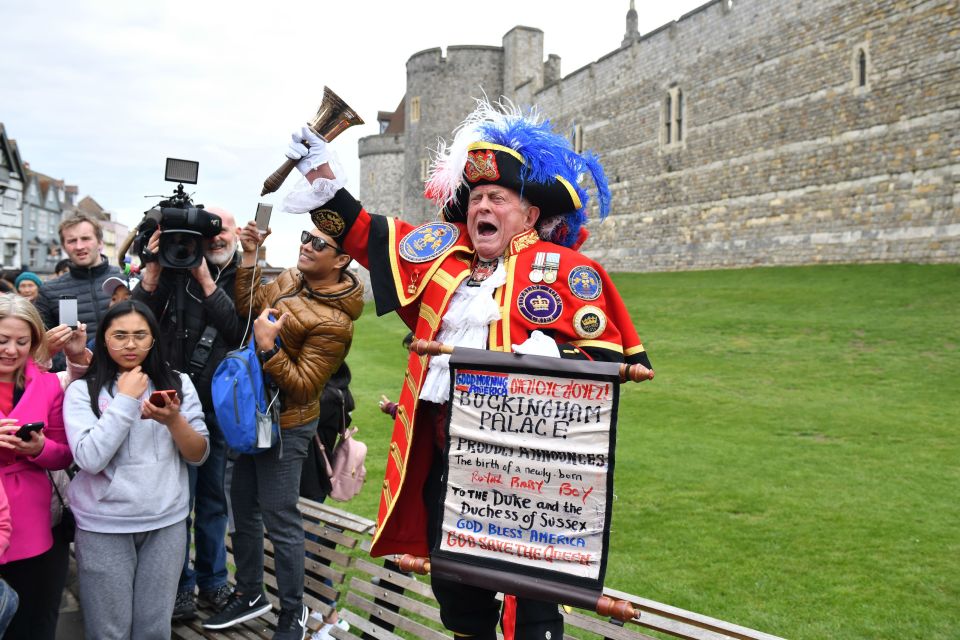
[310,618,349,640]
[310,623,333,640]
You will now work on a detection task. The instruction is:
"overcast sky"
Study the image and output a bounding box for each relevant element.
[2,0,706,267]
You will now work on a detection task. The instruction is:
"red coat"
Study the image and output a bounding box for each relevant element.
[324,189,650,557]
[0,359,73,563]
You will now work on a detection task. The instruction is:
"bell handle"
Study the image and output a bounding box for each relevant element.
[261,157,298,197]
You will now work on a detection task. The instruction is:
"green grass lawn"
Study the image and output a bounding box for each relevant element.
[340,263,959,640]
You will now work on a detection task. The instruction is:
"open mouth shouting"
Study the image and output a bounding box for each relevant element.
[476,220,499,237]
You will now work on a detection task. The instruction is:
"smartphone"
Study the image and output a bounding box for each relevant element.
[58,296,78,327]
[255,203,273,232]
[16,422,44,442]
[149,390,176,407]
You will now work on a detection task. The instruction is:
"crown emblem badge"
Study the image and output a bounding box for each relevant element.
[529,295,551,311]
[517,285,562,325]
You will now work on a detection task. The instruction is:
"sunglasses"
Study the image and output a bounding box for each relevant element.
[300,231,346,255]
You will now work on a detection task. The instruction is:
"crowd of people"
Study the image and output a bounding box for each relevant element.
[0,201,362,640]
[0,98,651,640]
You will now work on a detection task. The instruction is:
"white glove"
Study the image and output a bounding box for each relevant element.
[284,126,330,176]
[511,330,561,358]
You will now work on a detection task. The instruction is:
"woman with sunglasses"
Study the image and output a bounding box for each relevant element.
[63,300,209,639]
[202,223,362,639]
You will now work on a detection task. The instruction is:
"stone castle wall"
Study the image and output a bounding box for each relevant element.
[358,0,959,271]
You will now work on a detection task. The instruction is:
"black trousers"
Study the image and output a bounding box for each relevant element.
[0,530,70,640]
[421,402,563,640]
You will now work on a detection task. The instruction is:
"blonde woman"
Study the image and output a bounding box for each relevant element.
[0,294,74,640]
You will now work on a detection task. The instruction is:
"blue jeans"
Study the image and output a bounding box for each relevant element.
[0,578,19,636]
[179,410,229,594]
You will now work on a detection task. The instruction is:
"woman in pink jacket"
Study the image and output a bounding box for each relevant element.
[0,294,75,640]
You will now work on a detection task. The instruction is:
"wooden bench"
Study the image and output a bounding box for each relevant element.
[173,498,785,640]
[171,498,375,640]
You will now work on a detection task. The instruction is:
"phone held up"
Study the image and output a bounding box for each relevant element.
[149,390,176,408]
[15,422,44,442]
[58,296,78,327]
[255,203,272,234]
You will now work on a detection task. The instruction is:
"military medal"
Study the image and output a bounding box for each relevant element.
[467,257,498,287]
[529,252,546,283]
[543,253,560,284]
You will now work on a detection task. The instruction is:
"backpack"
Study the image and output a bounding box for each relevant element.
[317,426,367,502]
[211,335,280,454]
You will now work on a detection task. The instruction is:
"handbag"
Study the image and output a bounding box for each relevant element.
[48,469,76,543]
[317,400,367,502]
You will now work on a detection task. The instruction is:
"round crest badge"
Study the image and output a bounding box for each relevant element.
[399,223,460,263]
[310,209,346,239]
[517,285,563,325]
[568,265,602,301]
[573,306,607,339]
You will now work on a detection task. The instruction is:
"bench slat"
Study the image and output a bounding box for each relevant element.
[562,608,662,640]
[343,591,449,640]
[347,576,443,625]
[603,587,786,640]
[352,557,435,600]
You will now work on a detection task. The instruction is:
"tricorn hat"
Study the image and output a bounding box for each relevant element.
[424,98,611,248]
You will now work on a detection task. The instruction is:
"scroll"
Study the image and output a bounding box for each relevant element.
[429,348,624,607]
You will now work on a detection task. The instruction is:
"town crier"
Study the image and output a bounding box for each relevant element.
[282,98,653,640]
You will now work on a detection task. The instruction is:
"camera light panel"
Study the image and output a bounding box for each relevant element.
[165,158,199,184]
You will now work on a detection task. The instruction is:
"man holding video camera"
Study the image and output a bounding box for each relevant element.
[132,206,247,620]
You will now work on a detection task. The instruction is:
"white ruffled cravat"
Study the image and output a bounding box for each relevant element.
[419,259,507,403]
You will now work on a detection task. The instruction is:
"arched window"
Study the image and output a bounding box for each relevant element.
[852,44,871,91]
[857,49,868,87]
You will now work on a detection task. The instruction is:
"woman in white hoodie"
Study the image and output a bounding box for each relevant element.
[64,300,209,640]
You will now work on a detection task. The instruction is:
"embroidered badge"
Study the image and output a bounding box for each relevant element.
[510,229,539,255]
[465,149,500,183]
[399,223,460,263]
[310,209,346,238]
[517,285,563,325]
[568,265,602,301]
[573,306,607,339]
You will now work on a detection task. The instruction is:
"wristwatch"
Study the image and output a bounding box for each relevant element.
[257,345,280,362]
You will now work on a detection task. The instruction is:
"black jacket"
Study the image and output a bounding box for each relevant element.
[34,256,122,336]
[132,253,249,411]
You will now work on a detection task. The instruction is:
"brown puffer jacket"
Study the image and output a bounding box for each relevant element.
[234,266,364,428]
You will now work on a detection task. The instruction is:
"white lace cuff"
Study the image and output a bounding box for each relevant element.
[281,153,347,213]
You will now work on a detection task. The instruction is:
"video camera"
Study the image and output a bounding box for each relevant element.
[131,158,222,270]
